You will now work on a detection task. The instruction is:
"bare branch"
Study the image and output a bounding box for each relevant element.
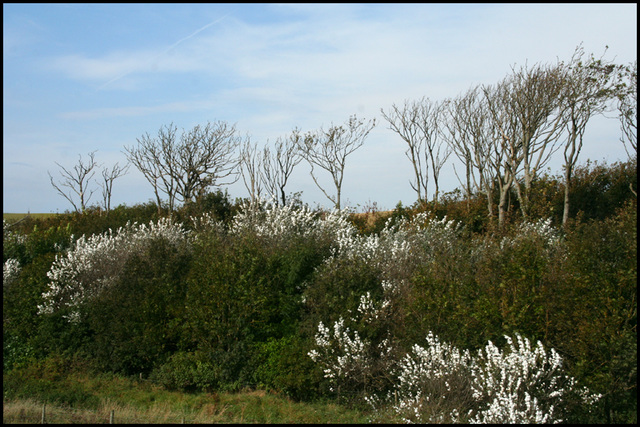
[48,151,100,213]
[260,128,304,206]
[299,115,375,209]
[100,162,130,212]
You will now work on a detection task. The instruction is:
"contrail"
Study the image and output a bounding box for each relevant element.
[97,13,230,91]
[163,13,229,54]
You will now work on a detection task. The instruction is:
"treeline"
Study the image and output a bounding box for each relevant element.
[4,155,637,423]
[47,45,636,227]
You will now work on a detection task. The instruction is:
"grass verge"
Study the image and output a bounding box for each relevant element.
[3,371,374,424]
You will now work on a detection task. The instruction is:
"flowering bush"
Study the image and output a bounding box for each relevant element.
[230,200,355,250]
[310,317,601,424]
[3,258,21,289]
[38,217,190,321]
[387,332,475,423]
[467,334,600,424]
[499,217,563,250]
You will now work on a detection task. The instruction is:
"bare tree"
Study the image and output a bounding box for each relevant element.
[175,121,241,204]
[505,61,567,220]
[483,81,521,226]
[100,162,130,213]
[559,45,622,225]
[617,60,637,159]
[419,100,452,205]
[381,97,450,204]
[239,136,263,206]
[124,121,241,213]
[124,124,179,214]
[381,99,428,202]
[441,87,496,218]
[260,128,304,206]
[48,151,100,214]
[299,115,375,210]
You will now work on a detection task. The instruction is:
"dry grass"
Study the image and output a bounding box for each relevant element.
[3,213,61,224]
[350,210,393,229]
[3,389,371,424]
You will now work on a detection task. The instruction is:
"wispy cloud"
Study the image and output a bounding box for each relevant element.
[58,99,218,120]
[45,14,230,90]
[97,13,230,90]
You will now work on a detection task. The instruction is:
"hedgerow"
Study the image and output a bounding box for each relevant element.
[3,159,636,423]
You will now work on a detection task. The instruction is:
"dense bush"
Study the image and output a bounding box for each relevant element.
[3,159,636,423]
[83,237,192,375]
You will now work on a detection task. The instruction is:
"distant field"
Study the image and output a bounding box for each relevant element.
[3,213,61,224]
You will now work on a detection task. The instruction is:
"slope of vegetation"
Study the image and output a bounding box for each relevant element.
[3,158,637,423]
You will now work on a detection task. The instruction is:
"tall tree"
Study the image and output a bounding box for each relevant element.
[260,128,304,206]
[559,45,622,225]
[381,97,450,204]
[504,61,567,220]
[124,121,241,213]
[617,60,637,160]
[100,162,130,214]
[175,121,241,204]
[483,81,520,226]
[441,87,495,217]
[299,115,375,210]
[48,150,100,214]
[239,137,263,207]
[124,124,178,214]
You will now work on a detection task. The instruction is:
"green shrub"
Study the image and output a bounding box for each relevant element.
[83,237,192,375]
[551,202,637,423]
[3,353,99,408]
[254,335,324,401]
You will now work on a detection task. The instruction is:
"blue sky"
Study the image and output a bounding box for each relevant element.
[3,3,637,213]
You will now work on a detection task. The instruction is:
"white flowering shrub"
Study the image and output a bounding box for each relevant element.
[189,211,227,239]
[230,200,355,249]
[3,219,27,246]
[39,217,190,321]
[326,213,462,287]
[391,332,475,423]
[308,285,400,401]
[500,217,562,250]
[3,258,21,289]
[311,315,601,424]
[467,334,600,424]
[308,318,369,390]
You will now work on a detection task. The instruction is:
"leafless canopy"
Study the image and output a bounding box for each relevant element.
[559,45,623,223]
[124,121,241,213]
[298,115,375,210]
[441,87,495,216]
[260,128,304,206]
[100,162,130,213]
[381,97,451,204]
[617,60,637,159]
[239,136,263,206]
[48,150,101,214]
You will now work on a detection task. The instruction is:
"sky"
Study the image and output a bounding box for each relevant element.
[3,3,637,214]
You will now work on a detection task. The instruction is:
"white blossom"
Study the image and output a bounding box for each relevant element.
[3,258,21,288]
[39,218,190,321]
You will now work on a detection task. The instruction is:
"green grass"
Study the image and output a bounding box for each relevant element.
[3,370,378,424]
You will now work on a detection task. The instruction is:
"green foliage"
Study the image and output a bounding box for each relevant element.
[150,350,222,392]
[254,335,325,401]
[3,157,636,422]
[3,353,100,408]
[551,202,637,423]
[3,253,56,350]
[567,159,637,222]
[178,188,236,224]
[302,256,382,337]
[83,237,192,375]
